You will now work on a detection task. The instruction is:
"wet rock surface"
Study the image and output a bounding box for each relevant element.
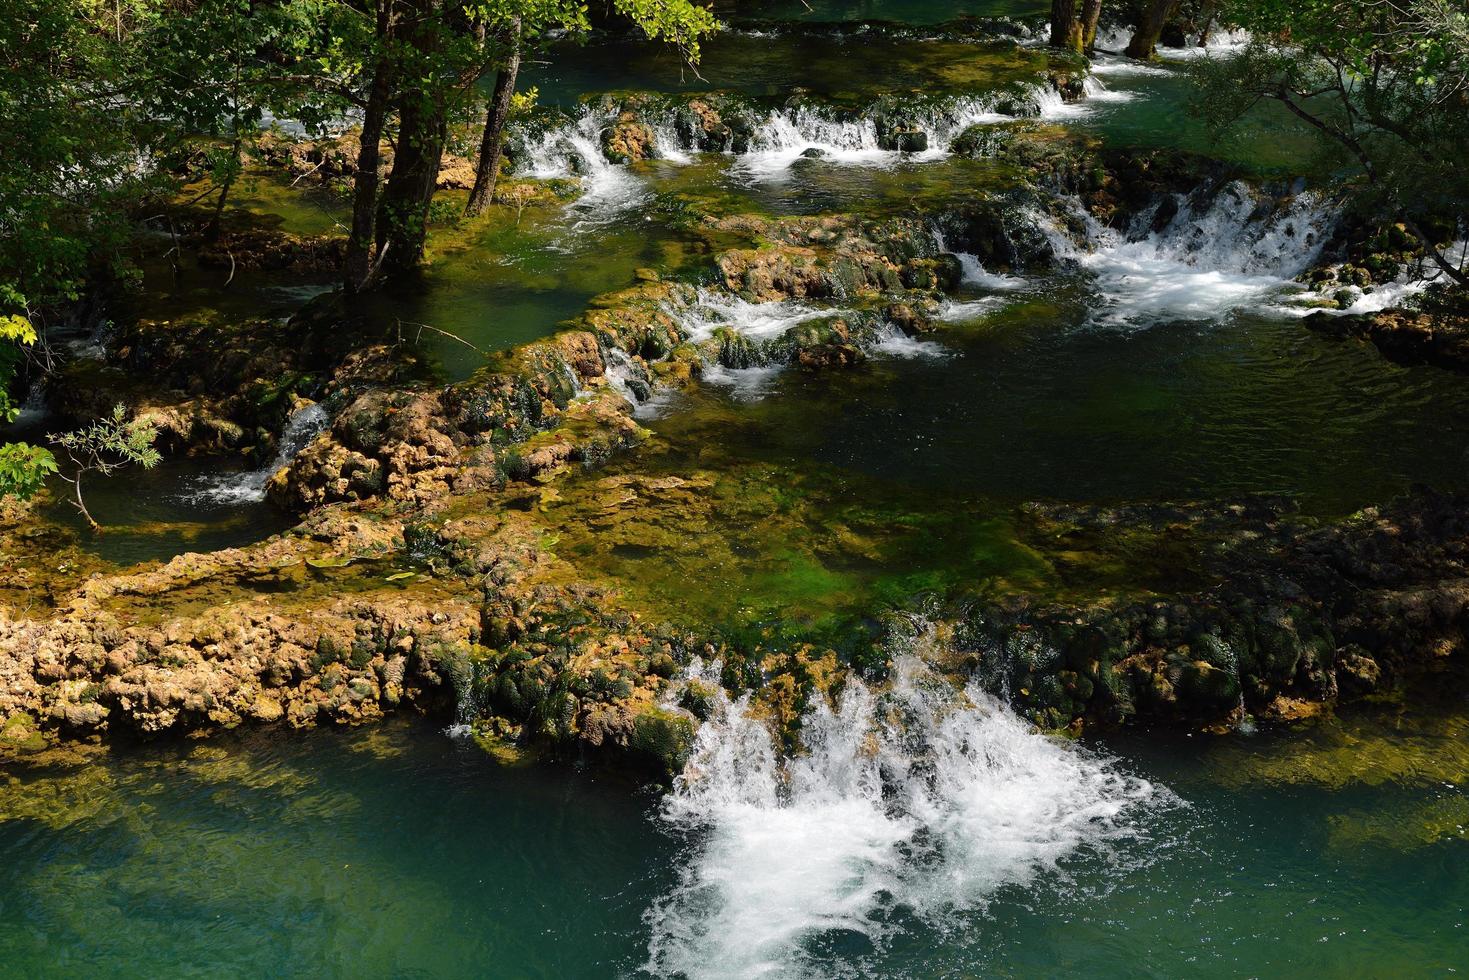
[956,489,1469,731]
[1306,306,1469,373]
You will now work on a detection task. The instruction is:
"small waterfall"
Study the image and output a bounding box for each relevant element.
[1130,181,1338,279]
[1029,76,1133,122]
[445,657,481,739]
[648,120,694,164]
[931,226,1028,291]
[1033,182,1341,326]
[188,402,329,505]
[1158,28,1253,60]
[513,83,1112,189]
[514,108,650,221]
[645,647,1171,978]
[603,347,674,416]
[955,252,1026,290]
[735,95,1036,178]
[735,108,889,178]
[666,289,844,345]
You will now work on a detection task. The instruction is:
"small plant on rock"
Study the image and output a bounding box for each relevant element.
[48,404,161,532]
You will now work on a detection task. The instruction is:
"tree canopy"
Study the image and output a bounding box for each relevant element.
[1188,0,1469,284]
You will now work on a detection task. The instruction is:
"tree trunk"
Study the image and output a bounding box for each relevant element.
[205,139,240,242]
[465,21,522,218]
[1403,216,1469,289]
[72,474,99,532]
[375,92,448,275]
[1126,0,1175,59]
[1049,0,1083,52]
[1081,0,1104,53]
[343,5,396,293]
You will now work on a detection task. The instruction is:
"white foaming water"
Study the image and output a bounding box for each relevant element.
[931,227,1027,292]
[1285,240,1469,317]
[1159,28,1252,60]
[936,296,1008,322]
[649,120,694,165]
[603,347,676,417]
[645,653,1169,979]
[699,362,786,400]
[734,109,892,179]
[956,252,1027,291]
[872,322,949,358]
[1088,54,1173,78]
[730,96,1028,179]
[187,403,329,505]
[670,290,843,344]
[516,109,650,223]
[1043,182,1339,326]
[1033,76,1134,121]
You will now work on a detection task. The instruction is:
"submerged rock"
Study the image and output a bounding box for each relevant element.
[1306,306,1469,373]
[952,488,1469,732]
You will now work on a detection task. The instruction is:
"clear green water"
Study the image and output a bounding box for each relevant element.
[3,703,1466,977]
[36,456,296,567]
[525,32,1055,105]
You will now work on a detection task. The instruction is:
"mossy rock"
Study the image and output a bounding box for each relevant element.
[0,713,49,754]
[630,706,696,777]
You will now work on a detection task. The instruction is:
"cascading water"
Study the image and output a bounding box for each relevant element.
[731,96,1020,178]
[1290,240,1469,317]
[1025,76,1134,123]
[528,83,1104,191]
[188,402,329,505]
[1038,181,1341,327]
[929,227,1027,322]
[735,108,891,178]
[604,347,674,417]
[659,288,946,397]
[644,647,1173,979]
[514,109,651,223]
[669,289,844,345]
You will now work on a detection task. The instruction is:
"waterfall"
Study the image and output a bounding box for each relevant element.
[735,108,890,178]
[1158,28,1253,60]
[644,649,1172,979]
[603,347,675,417]
[1033,182,1341,327]
[515,82,1117,188]
[1029,76,1133,122]
[667,289,844,345]
[734,95,1038,178]
[514,108,650,222]
[187,402,329,505]
[931,226,1028,292]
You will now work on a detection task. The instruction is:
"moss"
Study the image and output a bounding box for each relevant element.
[0,713,50,753]
[630,706,696,777]
[678,680,718,721]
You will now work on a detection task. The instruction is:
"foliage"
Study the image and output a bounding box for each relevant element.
[51,404,162,475]
[0,298,58,500]
[49,404,161,529]
[1188,0,1469,283]
[0,1,162,316]
[0,443,59,500]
